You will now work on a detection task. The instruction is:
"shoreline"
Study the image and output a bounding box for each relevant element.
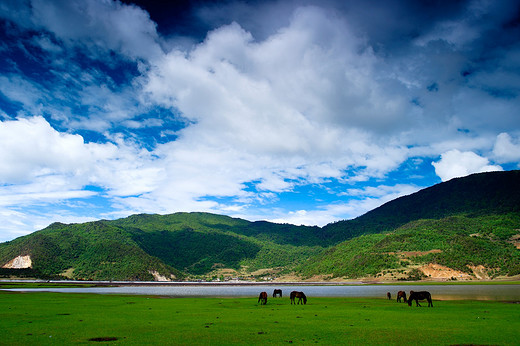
[2,278,519,286]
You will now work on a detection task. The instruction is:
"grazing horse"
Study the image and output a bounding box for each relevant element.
[273,289,283,298]
[258,291,268,305]
[396,290,407,303]
[387,292,391,300]
[408,291,433,307]
[290,291,307,305]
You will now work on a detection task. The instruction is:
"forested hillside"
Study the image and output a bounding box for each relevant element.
[321,170,520,242]
[298,213,520,280]
[1,170,519,281]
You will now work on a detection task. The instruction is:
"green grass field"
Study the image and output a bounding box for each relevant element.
[0,292,518,345]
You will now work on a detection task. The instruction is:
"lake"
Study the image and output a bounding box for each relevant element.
[3,284,520,301]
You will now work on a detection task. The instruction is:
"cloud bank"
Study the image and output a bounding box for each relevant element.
[0,0,519,241]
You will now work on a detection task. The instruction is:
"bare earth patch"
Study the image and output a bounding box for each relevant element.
[507,233,520,249]
[60,268,75,279]
[467,265,492,280]
[88,337,119,342]
[148,270,174,281]
[399,249,442,258]
[2,255,32,269]
[419,263,473,280]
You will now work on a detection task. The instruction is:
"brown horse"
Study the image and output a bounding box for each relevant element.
[387,292,391,300]
[408,291,433,307]
[273,289,283,298]
[290,291,307,305]
[258,291,268,305]
[396,290,407,303]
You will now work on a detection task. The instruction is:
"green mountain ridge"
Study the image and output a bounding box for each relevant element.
[1,170,519,281]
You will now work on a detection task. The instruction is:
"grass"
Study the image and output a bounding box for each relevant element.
[0,292,519,345]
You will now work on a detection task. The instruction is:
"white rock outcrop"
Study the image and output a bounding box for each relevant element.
[2,255,32,269]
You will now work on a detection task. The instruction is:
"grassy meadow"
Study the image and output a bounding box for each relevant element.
[1,291,519,345]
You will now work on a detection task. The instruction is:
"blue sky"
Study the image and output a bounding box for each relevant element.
[0,0,519,242]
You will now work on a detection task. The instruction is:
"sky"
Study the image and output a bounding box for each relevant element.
[0,0,519,242]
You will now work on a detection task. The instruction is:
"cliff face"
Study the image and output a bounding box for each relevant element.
[2,255,32,269]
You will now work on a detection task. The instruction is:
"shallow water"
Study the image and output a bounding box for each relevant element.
[3,284,520,301]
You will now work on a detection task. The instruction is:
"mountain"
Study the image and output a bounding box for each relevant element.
[321,170,520,242]
[0,212,325,280]
[1,170,519,281]
[297,213,520,280]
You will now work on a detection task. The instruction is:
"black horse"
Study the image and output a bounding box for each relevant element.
[396,290,407,303]
[386,292,391,300]
[290,291,307,305]
[408,291,433,307]
[258,291,268,305]
[273,289,283,298]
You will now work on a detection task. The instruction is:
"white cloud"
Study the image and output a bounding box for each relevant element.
[268,183,421,226]
[1,1,520,241]
[0,117,115,184]
[432,149,503,182]
[0,116,172,205]
[493,133,520,163]
[0,75,43,113]
[143,7,413,197]
[31,0,162,60]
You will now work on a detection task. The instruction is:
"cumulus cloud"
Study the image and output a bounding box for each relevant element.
[144,7,411,184]
[0,116,171,204]
[0,0,519,240]
[30,0,162,60]
[493,133,520,163]
[0,117,114,183]
[432,149,503,182]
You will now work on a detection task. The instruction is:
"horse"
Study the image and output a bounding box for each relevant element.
[408,291,433,307]
[290,291,307,305]
[273,289,283,298]
[387,292,391,300]
[396,290,407,303]
[258,291,268,305]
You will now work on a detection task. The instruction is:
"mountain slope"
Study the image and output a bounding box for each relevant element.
[321,170,520,242]
[299,213,520,280]
[0,212,325,280]
[0,221,183,280]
